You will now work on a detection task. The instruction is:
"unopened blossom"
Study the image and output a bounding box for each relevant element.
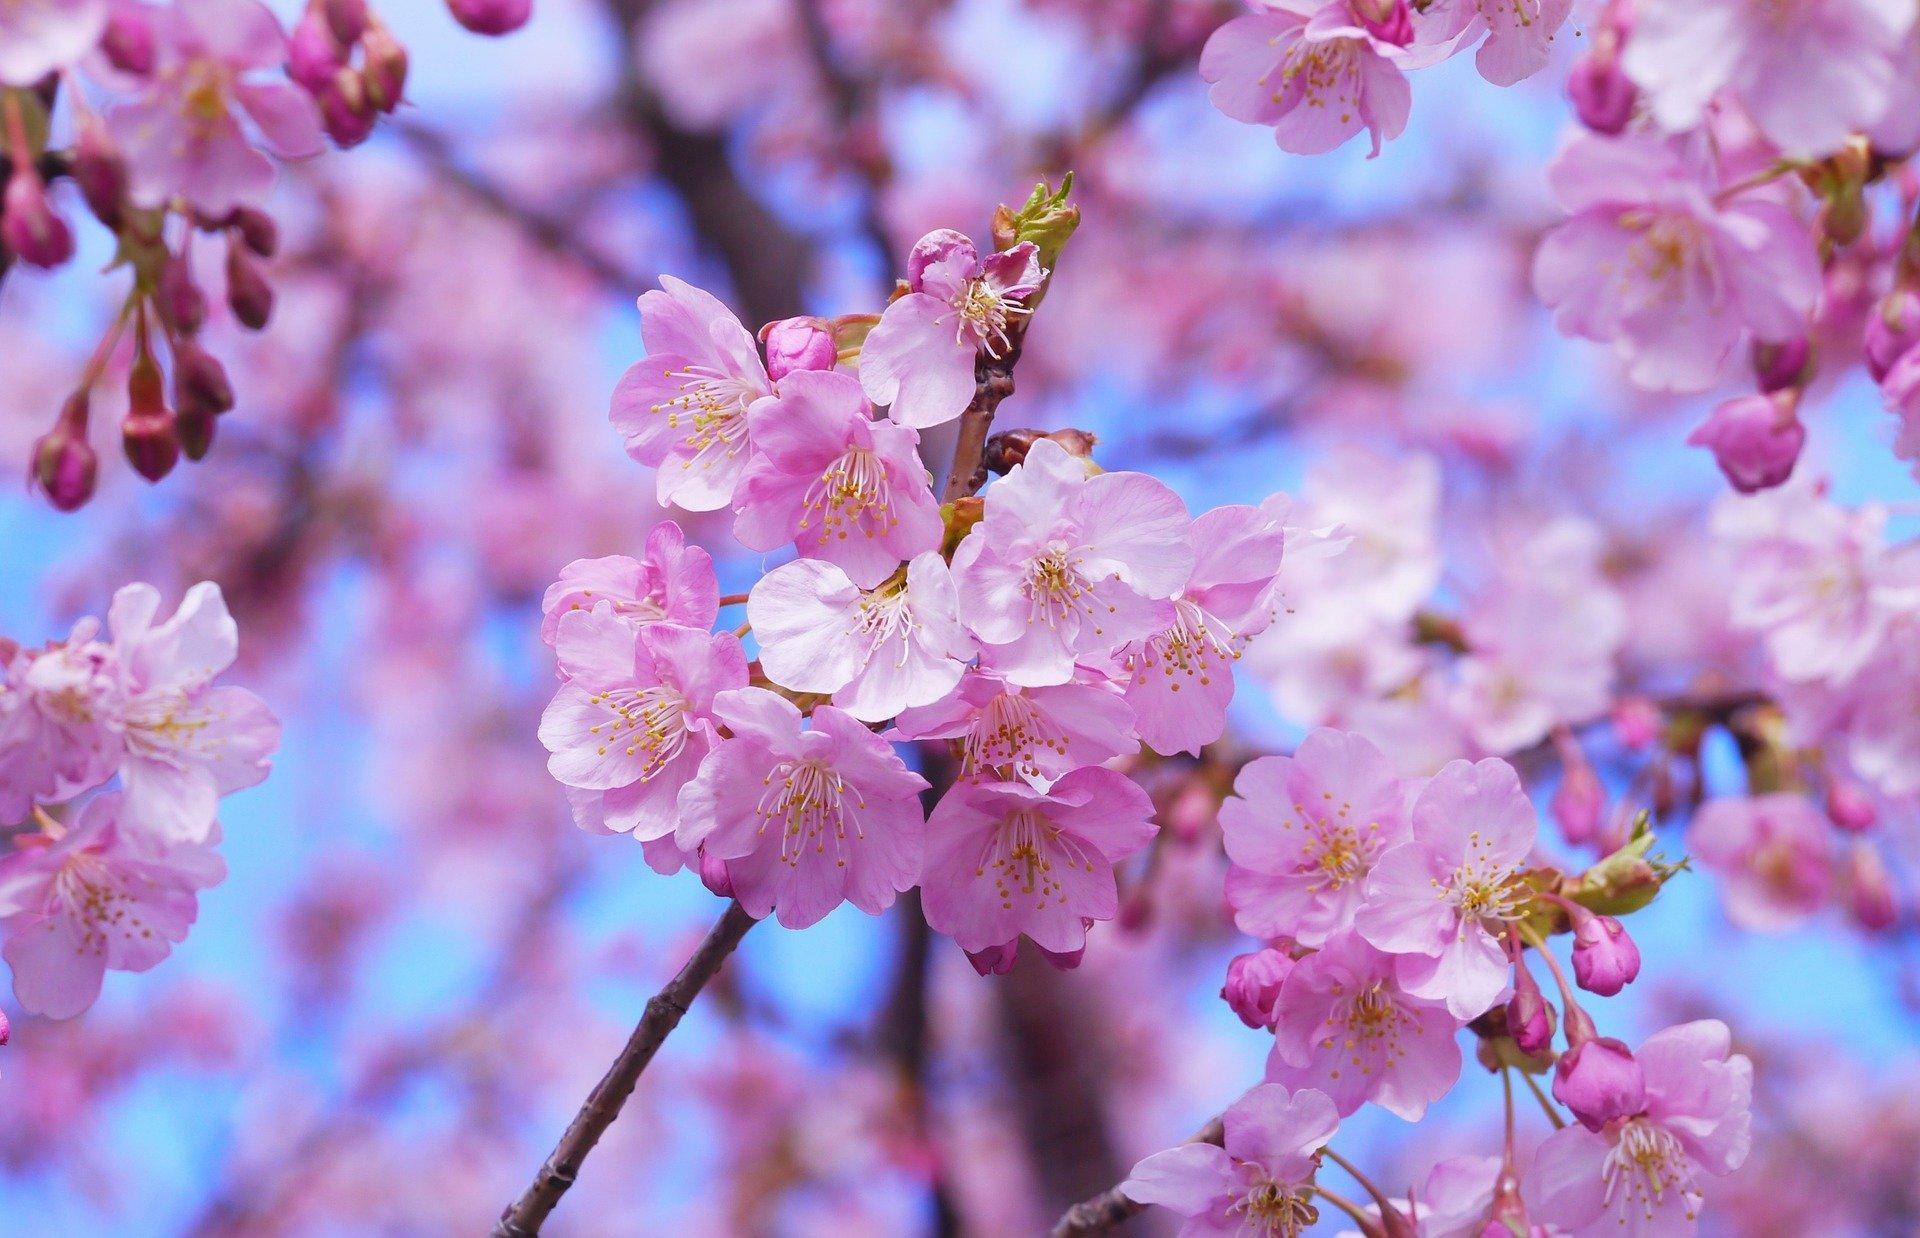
[1528,1021,1752,1235]
[748,552,974,724]
[539,521,718,647]
[1570,912,1640,996]
[677,688,929,928]
[1687,794,1834,932]
[107,0,326,216]
[1116,503,1287,756]
[1356,757,1537,1020]
[891,668,1137,785]
[0,793,225,1019]
[1223,947,1295,1029]
[1533,133,1821,393]
[950,438,1193,687]
[920,766,1156,960]
[733,369,943,588]
[1199,0,1415,157]
[1554,1020,1647,1132]
[858,230,1045,429]
[1122,1083,1337,1236]
[1687,394,1805,494]
[1221,728,1412,948]
[1266,931,1463,1119]
[609,276,775,511]
[0,0,107,86]
[539,610,747,843]
[1623,0,1913,158]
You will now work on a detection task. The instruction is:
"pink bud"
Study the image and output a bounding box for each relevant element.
[1867,292,1920,381]
[1221,948,1293,1030]
[696,850,733,899]
[1505,960,1556,1056]
[101,4,157,76]
[1553,1033,1646,1132]
[158,254,207,335]
[762,316,837,380]
[287,10,348,92]
[966,942,1018,976]
[73,114,128,232]
[322,0,370,44]
[1845,842,1898,931]
[447,0,533,36]
[1612,697,1662,750]
[1567,53,1636,135]
[30,393,98,512]
[1353,0,1413,45]
[1826,778,1877,833]
[3,172,74,268]
[316,77,378,148]
[1686,392,1804,494]
[1571,913,1640,997]
[1551,760,1604,847]
[226,241,275,331]
[1752,336,1810,393]
[0,1007,9,1045]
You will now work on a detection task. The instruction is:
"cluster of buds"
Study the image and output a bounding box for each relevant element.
[288,0,409,147]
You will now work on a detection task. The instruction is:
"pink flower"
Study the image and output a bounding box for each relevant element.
[1221,728,1413,948]
[107,0,325,217]
[1121,1083,1336,1234]
[733,369,943,588]
[609,276,776,511]
[0,0,106,86]
[1222,947,1295,1029]
[1527,1021,1752,1235]
[951,438,1193,687]
[0,622,123,822]
[1423,0,1575,86]
[1266,931,1463,1119]
[0,793,225,1019]
[1687,393,1806,494]
[748,552,974,724]
[676,688,929,928]
[1533,133,1820,393]
[891,668,1137,784]
[858,230,1045,429]
[1623,0,1913,158]
[1355,757,1537,1020]
[538,611,747,843]
[919,767,1156,958]
[539,521,719,647]
[1115,503,1287,756]
[1688,794,1834,932]
[1199,0,1415,157]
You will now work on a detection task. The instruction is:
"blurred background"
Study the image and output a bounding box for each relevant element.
[3,0,1919,1233]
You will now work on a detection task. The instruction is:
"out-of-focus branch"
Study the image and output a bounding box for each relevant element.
[794,0,893,263]
[1049,1115,1225,1237]
[493,900,759,1236]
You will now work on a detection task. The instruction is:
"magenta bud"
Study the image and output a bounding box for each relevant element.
[229,207,279,259]
[1353,0,1413,45]
[966,942,1018,976]
[101,4,157,76]
[695,850,733,899]
[322,0,370,44]
[1571,913,1640,997]
[173,341,234,419]
[1553,1034,1646,1132]
[31,394,98,512]
[447,0,533,35]
[1506,962,1556,1056]
[1865,290,1920,381]
[317,78,378,148]
[1551,761,1604,848]
[1687,392,1804,494]
[158,254,207,335]
[1752,337,1811,393]
[73,115,128,232]
[1612,697,1661,749]
[1568,53,1637,135]
[1221,948,1293,1030]
[362,23,409,113]
[287,10,348,91]
[0,1007,9,1045]
[1826,778,1877,833]
[762,316,837,380]
[3,172,74,268]
[225,242,275,331]
[1845,842,1898,931]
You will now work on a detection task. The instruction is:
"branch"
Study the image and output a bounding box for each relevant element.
[492,900,759,1235]
[1048,1115,1225,1237]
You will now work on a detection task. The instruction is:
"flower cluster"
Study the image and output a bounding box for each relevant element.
[0,582,278,1018]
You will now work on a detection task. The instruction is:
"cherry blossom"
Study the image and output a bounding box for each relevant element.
[891,668,1137,785]
[1688,795,1835,932]
[1200,0,1415,157]
[539,521,719,647]
[1121,1083,1337,1236]
[0,0,107,86]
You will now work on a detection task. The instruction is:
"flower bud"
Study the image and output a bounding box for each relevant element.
[0,1006,9,1045]
[173,340,234,420]
[1865,290,1920,381]
[966,942,1017,976]
[1568,52,1637,135]
[323,0,370,44]
[1551,760,1603,848]
[1752,337,1810,394]
[1571,913,1640,997]
[1686,391,1803,494]
[1826,778,1877,833]
[1353,0,1413,45]
[73,113,128,232]
[1553,1011,1645,1132]
[102,4,157,75]
[287,9,348,92]
[175,403,216,461]
[123,352,179,481]
[1222,948,1293,1030]
[762,316,837,380]
[1820,181,1868,247]
[30,394,98,512]
[229,206,280,259]
[1505,961,1556,1056]
[158,254,207,335]
[1845,842,1897,931]
[362,21,408,113]
[3,171,74,268]
[447,0,534,36]
[695,850,733,899]
[1612,697,1661,750]
[317,76,378,148]
[226,242,275,330]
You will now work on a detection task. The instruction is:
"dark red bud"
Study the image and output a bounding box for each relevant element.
[229,206,279,258]
[175,403,217,461]
[123,356,180,482]
[225,242,275,331]
[3,172,74,268]
[158,254,207,335]
[173,340,234,419]
[73,115,128,232]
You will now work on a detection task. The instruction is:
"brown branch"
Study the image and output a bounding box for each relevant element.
[1049,1115,1225,1237]
[493,900,759,1236]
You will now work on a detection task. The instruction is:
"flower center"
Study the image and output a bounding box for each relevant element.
[800,447,896,541]
[852,582,919,670]
[962,691,1069,781]
[756,757,863,866]
[1124,599,1241,692]
[52,854,143,954]
[1022,546,1107,634]
[1306,822,1371,890]
[1602,1119,1701,1224]
[952,278,1030,357]
[585,683,692,780]
[647,364,756,471]
[1435,831,1527,923]
[977,809,1097,911]
[1228,1174,1319,1236]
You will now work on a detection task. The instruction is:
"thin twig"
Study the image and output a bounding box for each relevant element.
[1048,1115,1224,1237]
[492,900,759,1235]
